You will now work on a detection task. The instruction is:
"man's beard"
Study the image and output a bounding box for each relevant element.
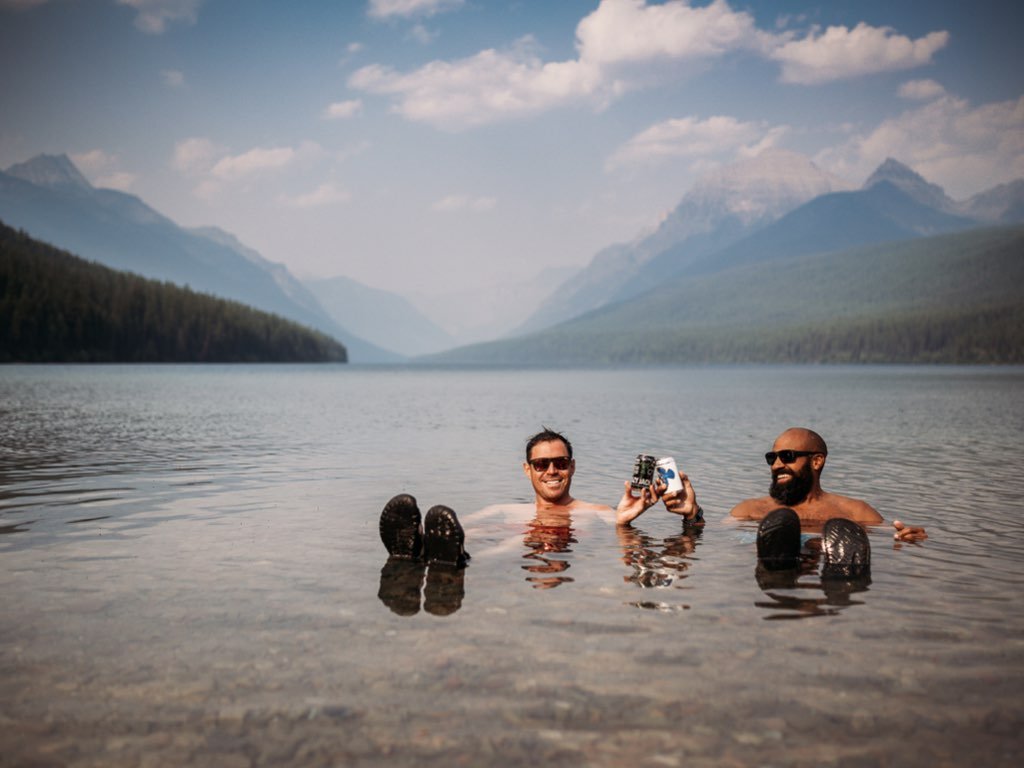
[769,466,813,506]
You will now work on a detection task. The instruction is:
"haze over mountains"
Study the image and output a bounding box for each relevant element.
[424,151,1024,364]
[431,224,1024,365]
[0,153,564,361]
[0,155,400,362]
[519,149,852,333]
[519,150,1024,335]
[304,275,456,358]
[2,150,1022,365]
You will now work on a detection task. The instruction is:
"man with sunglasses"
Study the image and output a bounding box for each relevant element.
[729,427,926,542]
[524,427,701,526]
[377,427,696,572]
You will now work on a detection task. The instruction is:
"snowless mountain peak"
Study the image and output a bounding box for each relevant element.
[5,154,92,191]
[688,148,853,219]
[863,157,957,211]
[635,148,853,257]
[863,157,925,188]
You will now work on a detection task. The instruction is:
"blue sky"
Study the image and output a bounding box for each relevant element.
[1,0,1021,298]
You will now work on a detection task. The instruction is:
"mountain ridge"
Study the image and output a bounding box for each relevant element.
[424,225,1024,365]
[518,153,1023,339]
[518,149,854,333]
[0,154,400,362]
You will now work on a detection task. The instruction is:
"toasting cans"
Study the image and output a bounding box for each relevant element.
[630,454,657,489]
[632,454,684,493]
[656,456,683,494]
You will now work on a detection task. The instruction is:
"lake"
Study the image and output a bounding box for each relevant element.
[2,364,1023,766]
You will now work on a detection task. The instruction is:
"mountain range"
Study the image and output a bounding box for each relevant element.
[425,155,1024,365]
[304,274,456,357]
[2,150,1022,365]
[519,151,1024,335]
[428,223,1024,364]
[0,154,403,362]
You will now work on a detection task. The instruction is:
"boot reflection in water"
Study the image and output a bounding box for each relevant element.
[754,509,872,608]
[378,494,468,616]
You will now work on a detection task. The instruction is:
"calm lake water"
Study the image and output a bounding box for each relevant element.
[2,364,1023,767]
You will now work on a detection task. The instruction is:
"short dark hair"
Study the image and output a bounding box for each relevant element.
[525,427,573,461]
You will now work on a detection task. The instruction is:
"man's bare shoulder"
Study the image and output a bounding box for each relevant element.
[462,502,534,525]
[823,493,883,524]
[729,497,776,520]
[570,499,614,513]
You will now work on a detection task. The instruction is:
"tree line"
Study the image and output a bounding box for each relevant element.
[0,221,347,363]
[434,302,1024,366]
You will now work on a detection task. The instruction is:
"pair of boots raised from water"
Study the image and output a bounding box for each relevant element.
[756,507,871,579]
[379,493,468,568]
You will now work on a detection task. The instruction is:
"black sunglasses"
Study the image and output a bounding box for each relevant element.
[529,456,571,472]
[764,450,820,465]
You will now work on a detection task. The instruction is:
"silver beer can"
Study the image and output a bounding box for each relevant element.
[656,456,683,494]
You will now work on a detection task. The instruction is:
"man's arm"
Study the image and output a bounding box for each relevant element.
[662,472,704,525]
[728,497,768,519]
[829,495,884,525]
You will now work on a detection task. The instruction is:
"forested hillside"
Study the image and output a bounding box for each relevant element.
[429,226,1024,365]
[0,222,347,363]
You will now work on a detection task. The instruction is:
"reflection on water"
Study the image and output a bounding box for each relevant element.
[618,525,702,612]
[3,364,1024,767]
[753,540,872,620]
[377,558,465,616]
[521,511,578,589]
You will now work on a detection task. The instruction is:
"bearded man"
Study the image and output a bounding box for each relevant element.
[729,427,926,543]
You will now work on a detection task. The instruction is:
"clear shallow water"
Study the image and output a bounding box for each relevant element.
[1,364,1023,766]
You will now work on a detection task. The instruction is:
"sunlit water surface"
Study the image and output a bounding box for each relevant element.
[2,365,1022,767]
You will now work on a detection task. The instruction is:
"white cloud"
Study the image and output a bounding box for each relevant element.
[351,1,767,131]
[899,78,946,101]
[771,23,949,85]
[606,115,785,170]
[161,68,185,88]
[409,23,436,45]
[575,0,765,66]
[368,0,464,20]
[815,94,1024,198]
[116,0,202,34]
[281,183,351,209]
[349,41,604,130]
[211,146,296,181]
[347,2,951,131]
[70,149,138,190]
[71,149,117,176]
[94,171,138,191]
[172,137,219,175]
[432,194,497,213]
[324,99,363,120]
[173,140,335,202]
[338,42,364,67]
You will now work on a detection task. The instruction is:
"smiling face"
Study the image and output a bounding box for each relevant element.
[767,428,827,505]
[769,455,815,505]
[524,439,575,507]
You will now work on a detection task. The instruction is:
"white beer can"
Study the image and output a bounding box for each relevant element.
[656,457,683,494]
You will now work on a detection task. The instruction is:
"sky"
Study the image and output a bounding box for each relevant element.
[1,0,1022,300]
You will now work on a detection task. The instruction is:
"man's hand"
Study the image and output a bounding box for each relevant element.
[662,472,702,524]
[615,478,664,526]
[893,520,928,542]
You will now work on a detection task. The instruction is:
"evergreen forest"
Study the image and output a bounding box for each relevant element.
[0,221,347,363]
[431,225,1024,365]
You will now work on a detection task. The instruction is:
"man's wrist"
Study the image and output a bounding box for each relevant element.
[686,505,705,525]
